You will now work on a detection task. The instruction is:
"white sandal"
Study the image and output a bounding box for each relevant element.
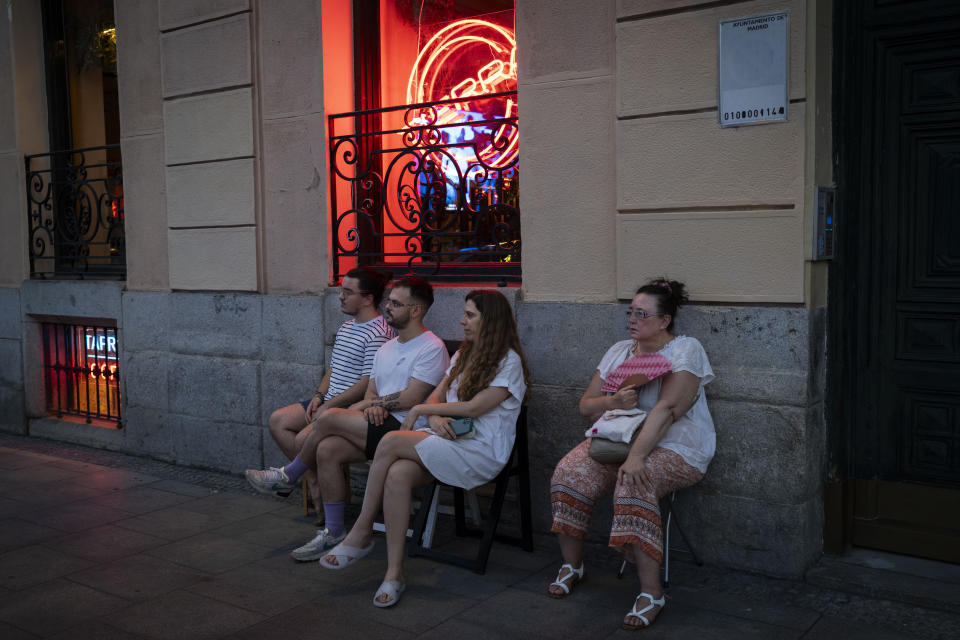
[317,541,374,570]
[373,580,405,608]
[622,592,665,629]
[548,563,585,598]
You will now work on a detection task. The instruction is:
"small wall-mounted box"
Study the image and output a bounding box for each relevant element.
[814,187,836,260]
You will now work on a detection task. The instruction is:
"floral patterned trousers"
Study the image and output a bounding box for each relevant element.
[550,439,703,564]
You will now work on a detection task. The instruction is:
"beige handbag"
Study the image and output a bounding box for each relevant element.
[586,409,646,464]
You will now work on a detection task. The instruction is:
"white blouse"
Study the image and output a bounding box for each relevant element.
[596,336,716,473]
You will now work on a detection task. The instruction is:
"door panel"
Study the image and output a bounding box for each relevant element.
[836,1,960,563]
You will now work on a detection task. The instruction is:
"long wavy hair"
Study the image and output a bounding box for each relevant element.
[449,290,530,401]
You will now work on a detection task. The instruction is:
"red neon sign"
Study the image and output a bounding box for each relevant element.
[406,18,518,169]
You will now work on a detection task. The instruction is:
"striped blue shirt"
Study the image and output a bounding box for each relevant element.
[325,315,395,401]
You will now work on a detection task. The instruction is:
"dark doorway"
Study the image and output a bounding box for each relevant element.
[831,0,960,563]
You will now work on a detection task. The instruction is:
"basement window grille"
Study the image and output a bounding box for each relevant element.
[41,321,122,427]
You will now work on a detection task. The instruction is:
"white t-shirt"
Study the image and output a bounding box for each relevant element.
[596,336,716,474]
[325,316,394,401]
[415,349,526,489]
[371,330,449,423]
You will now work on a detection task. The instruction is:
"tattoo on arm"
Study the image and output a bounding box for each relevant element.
[370,392,401,410]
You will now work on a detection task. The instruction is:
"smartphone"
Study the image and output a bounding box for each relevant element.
[449,417,474,437]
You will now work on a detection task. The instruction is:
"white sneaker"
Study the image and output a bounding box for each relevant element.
[290,528,346,562]
[244,467,295,497]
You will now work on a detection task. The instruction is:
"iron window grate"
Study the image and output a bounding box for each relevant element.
[41,321,122,427]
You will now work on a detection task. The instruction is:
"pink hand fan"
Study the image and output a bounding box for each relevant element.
[601,352,673,393]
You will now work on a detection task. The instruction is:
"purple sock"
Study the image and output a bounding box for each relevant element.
[324,501,345,537]
[282,457,310,483]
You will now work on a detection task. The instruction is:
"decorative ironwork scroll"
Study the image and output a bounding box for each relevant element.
[328,91,519,283]
[25,144,125,279]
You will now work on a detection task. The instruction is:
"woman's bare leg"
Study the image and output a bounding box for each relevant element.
[379,459,432,595]
[324,431,430,561]
[622,543,664,628]
[547,533,586,596]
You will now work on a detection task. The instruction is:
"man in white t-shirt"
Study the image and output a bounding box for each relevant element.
[246,267,394,513]
[253,276,449,560]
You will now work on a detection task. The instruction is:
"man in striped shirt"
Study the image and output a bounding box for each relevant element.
[246,268,394,514]
[247,277,448,562]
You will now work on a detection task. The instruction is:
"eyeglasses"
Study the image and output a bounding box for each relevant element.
[626,309,664,320]
[385,299,420,309]
[339,287,369,297]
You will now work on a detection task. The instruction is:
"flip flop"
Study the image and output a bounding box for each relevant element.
[318,540,375,569]
[373,580,405,608]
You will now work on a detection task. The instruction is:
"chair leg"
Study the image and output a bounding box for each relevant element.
[664,500,673,588]
[421,486,440,549]
[407,481,439,557]
[669,504,703,566]
[466,490,481,527]
[472,472,510,574]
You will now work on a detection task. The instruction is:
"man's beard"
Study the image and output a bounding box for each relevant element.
[386,313,407,330]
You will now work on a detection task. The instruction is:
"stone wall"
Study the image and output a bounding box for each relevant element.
[2,280,822,577]
[0,288,25,434]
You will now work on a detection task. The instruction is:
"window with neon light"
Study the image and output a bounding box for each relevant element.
[325,1,519,283]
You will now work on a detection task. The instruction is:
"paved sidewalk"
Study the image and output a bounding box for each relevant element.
[1,434,958,639]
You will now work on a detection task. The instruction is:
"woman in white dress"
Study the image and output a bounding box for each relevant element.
[319,289,530,607]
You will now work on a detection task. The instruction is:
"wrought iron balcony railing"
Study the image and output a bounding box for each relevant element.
[328,91,519,284]
[25,144,125,279]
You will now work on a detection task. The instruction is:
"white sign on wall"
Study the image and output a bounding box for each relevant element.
[718,12,789,127]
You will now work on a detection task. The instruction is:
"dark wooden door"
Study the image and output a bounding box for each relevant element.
[834,1,960,563]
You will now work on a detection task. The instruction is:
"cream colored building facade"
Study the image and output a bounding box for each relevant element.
[0,0,839,577]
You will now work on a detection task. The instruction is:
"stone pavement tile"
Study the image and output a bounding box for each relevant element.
[71,468,162,491]
[142,532,275,574]
[0,518,64,554]
[0,464,82,486]
[145,479,219,498]
[802,614,928,640]
[306,572,485,635]
[401,554,541,600]
[185,557,339,616]
[87,486,199,515]
[209,511,317,550]
[67,552,211,601]
[429,533,559,574]
[668,583,820,631]
[0,544,93,590]
[105,589,266,640]
[229,600,417,640]
[600,599,806,639]
[43,524,169,563]
[808,557,960,614]
[0,496,23,518]
[0,620,39,639]
[47,619,151,640]
[0,481,107,507]
[511,555,634,601]
[0,448,62,470]
[417,586,620,640]
[246,546,378,586]
[17,500,131,533]
[0,577,130,636]
[266,500,317,521]
[45,458,118,474]
[176,492,286,522]
[115,506,231,540]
